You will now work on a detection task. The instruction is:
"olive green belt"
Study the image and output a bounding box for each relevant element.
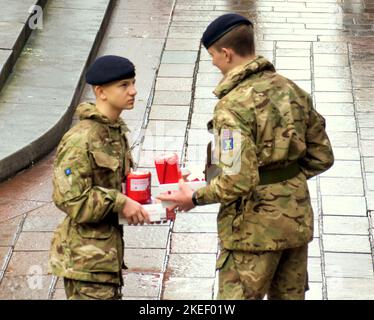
[258,162,301,185]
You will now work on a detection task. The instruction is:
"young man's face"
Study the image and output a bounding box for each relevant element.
[207,46,231,75]
[100,78,137,110]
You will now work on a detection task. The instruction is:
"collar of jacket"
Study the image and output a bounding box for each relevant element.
[76,102,130,133]
[213,55,275,99]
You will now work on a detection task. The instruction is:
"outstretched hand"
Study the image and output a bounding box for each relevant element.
[156,179,195,212]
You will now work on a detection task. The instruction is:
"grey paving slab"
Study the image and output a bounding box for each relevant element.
[293,80,311,93]
[314,78,352,92]
[142,135,185,152]
[188,129,212,146]
[149,105,190,121]
[276,48,310,57]
[198,61,220,73]
[308,257,323,282]
[145,120,187,137]
[165,38,200,51]
[22,215,63,232]
[327,131,358,148]
[364,158,374,172]
[313,42,348,54]
[193,98,217,114]
[163,277,214,300]
[323,216,369,235]
[0,275,53,300]
[167,31,203,39]
[324,252,374,278]
[314,67,350,78]
[0,0,41,23]
[326,277,374,300]
[322,196,367,217]
[14,232,53,251]
[187,204,220,214]
[323,234,371,253]
[107,22,168,39]
[161,51,198,64]
[196,73,222,87]
[360,129,374,141]
[325,116,357,132]
[332,147,361,161]
[315,103,354,116]
[308,237,322,258]
[167,253,216,278]
[367,193,374,211]
[6,251,49,275]
[366,173,374,191]
[173,214,217,233]
[276,57,310,69]
[190,113,214,129]
[195,86,216,99]
[153,90,191,105]
[277,69,311,80]
[186,145,208,161]
[158,64,195,78]
[122,272,161,298]
[305,282,323,300]
[171,233,218,254]
[123,225,170,249]
[314,92,353,104]
[124,249,166,273]
[155,77,193,91]
[357,114,374,128]
[320,178,364,196]
[361,140,374,157]
[314,54,349,67]
[0,216,23,248]
[307,180,318,199]
[320,160,362,178]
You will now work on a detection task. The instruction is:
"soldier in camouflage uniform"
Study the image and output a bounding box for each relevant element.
[49,55,150,300]
[157,14,334,300]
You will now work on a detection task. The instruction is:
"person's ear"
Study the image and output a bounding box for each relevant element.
[94,85,107,101]
[221,48,232,63]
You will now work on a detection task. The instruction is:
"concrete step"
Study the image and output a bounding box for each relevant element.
[0,0,48,92]
[0,0,115,182]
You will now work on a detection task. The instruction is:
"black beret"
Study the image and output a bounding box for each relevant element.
[202,13,253,49]
[85,55,135,85]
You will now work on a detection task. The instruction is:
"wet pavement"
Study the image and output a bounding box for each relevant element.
[1,0,374,300]
[0,0,114,181]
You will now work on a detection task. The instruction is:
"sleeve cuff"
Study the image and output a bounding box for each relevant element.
[113,192,128,213]
[195,186,217,205]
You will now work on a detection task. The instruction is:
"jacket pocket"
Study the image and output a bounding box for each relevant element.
[76,223,113,239]
[90,150,120,188]
[91,150,119,172]
[70,222,120,273]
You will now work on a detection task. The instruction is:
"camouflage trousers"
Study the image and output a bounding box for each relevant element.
[216,245,308,300]
[64,278,122,300]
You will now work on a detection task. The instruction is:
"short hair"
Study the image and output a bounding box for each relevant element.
[212,24,255,57]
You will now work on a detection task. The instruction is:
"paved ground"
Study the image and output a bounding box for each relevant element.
[1,0,374,300]
[0,0,114,181]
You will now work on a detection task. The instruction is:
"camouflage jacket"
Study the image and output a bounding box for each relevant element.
[49,102,134,284]
[195,56,334,252]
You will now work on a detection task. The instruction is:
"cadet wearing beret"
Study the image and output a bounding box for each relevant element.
[49,55,151,300]
[158,13,334,300]
[202,13,253,49]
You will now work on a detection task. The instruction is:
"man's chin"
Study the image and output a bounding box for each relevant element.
[122,104,135,110]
